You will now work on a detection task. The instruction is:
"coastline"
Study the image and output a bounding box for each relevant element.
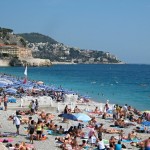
[0,59,125,66]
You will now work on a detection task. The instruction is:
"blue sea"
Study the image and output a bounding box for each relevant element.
[0,64,150,111]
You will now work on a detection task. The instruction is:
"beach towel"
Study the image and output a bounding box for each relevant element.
[47,130,65,136]
[0,132,17,137]
[0,138,13,143]
[122,138,140,143]
[43,126,49,130]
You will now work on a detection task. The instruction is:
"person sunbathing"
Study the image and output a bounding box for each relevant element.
[19,142,29,150]
[118,129,126,140]
[74,106,81,113]
[39,110,46,120]
[109,136,116,148]
[14,143,20,149]
[53,124,58,133]
[48,120,55,130]
[80,140,89,149]
[58,125,64,134]
[89,106,102,116]
[136,117,142,124]
[75,126,84,137]
[105,128,120,134]
[128,131,137,140]
[56,133,72,143]
[20,117,29,124]
[71,136,80,150]
[114,119,121,126]
[46,113,55,120]
[118,120,127,128]
[88,117,97,127]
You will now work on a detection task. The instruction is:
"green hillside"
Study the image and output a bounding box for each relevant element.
[18,33,58,44]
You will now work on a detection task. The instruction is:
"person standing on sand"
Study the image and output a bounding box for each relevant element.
[97,123,104,139]
[3,94,8,111]
[13,111,21,135]
[28,120,35,144]
[35,99,39,111]
[30,100,36,115]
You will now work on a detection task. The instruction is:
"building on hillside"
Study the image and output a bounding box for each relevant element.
[17,46,32,58]
[0,44,32,58]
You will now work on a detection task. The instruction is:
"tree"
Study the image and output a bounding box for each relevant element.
[20,38,26,47]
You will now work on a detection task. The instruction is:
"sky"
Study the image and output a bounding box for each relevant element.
[1,0,150,64]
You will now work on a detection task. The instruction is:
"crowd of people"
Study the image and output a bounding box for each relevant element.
[0,88,150,149]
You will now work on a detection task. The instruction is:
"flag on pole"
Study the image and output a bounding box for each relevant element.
[23,66,27,84]
[24,66,27,76]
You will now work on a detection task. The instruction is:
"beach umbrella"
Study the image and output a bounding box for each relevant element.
[4,88,17,94]
[0,83,7,88]
[58,113,91,122]
[0,81,9,86]
[37,81,44,84]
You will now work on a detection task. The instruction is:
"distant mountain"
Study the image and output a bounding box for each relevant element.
[18,33,123,64]
[18,33,58,44]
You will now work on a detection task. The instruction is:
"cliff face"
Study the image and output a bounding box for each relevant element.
[20,58,52,66]
[0,59,10,66]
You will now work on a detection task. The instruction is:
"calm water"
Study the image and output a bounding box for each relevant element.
[0,64,150,110]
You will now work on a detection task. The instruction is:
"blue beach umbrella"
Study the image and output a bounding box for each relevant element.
[4,88,17,94]
[58,113,91,122]
[0,83,7,88]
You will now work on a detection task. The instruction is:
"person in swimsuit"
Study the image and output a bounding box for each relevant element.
[145,137,150,150]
